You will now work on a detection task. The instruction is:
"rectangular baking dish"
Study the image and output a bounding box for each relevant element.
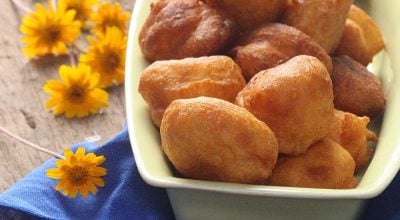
[125,0,400,219]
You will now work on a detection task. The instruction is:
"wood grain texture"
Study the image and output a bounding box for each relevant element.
[0,0,135,193]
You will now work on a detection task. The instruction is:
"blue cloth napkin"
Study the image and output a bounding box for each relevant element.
[360,172,400,220]
[1,126,400,220]
[0,127,174,219]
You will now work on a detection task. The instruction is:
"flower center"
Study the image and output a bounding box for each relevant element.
[68,166,89,186]
[68,86,85,103]
[104,19,120,30]
[45,26,61,43]
[103,52,120,73]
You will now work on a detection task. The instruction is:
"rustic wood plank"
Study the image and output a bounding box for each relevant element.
[0,0,135,192]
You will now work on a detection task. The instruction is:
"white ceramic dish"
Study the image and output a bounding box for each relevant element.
[125,0,400,219]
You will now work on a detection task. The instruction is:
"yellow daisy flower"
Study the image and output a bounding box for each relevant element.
[43,64,109,118]
[90,2,130,34]
[46,147,107,198]
[59,0,98,25]
[20,3,81,59]
[80,27,127,88]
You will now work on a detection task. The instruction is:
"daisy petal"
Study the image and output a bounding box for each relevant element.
[46,168,63,179]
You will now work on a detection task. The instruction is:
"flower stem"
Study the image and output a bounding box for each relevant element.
[11,0,32,13]
[73,44,86,54]
[47,0,56,11]
[52,0,57,11]
[69,52,77,66]
[0,126,65,159]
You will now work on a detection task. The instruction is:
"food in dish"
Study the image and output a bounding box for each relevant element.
[230,23,332,81]
[269,138,357,189]
[208,0,286,31]
[282,0,353,53]
[335,19,371,65]
[135,0,386,190]
[327,110,377,170]
[335,5,385,65]
[138,0,235,61]
[160,97,278,184]
[235,55,334,156]
[138,56,246,127]
[332,55,385,118]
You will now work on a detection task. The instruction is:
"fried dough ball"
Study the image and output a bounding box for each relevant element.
[335,20,371,65]
[139,56,246,127]
[231,23,332,81]
[327,110,377,170]
[235,55,334,156]
[139,0,235,61]
[270,138,357,189]
[335,5,385,65]
[282,0,353,53]
[208,0,286,31]
[161,97,278,184]
[347,5,384,56]
[332,56,385,118]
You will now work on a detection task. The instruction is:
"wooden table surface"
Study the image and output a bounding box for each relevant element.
[0,0,135,193]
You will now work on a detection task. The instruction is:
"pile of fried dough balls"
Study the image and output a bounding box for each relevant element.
[138,0,385,189]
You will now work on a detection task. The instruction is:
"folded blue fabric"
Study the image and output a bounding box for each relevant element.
[360,173,400,220]
[1,126,400,220]
[0,127,174,219]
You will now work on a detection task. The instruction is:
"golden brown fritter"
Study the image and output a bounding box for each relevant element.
[270,138,357,189]
[332,56,385,118]
[235,55,334,156]
[139,0,235,61]
[335,19,371,65]
[347,5,384,57]
[139,56,246,127]
[327,110,377,170]
[208,0,286,31]
[282,0,353,53]
[160,97,278,184]
[230,23,332,81]
[335,5,385,65]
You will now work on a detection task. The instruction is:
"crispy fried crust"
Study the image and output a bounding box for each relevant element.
[332,56,385,118]
[139,56,246,127]
[161,97,278,184]
[282,0,353,53]
[327,110,377,170]
[235,55,334,155]
[231,23,333,81]
[209,0,286,31]
[139,0,235,61]
[270,138,357,189]
[335,5,384,65]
